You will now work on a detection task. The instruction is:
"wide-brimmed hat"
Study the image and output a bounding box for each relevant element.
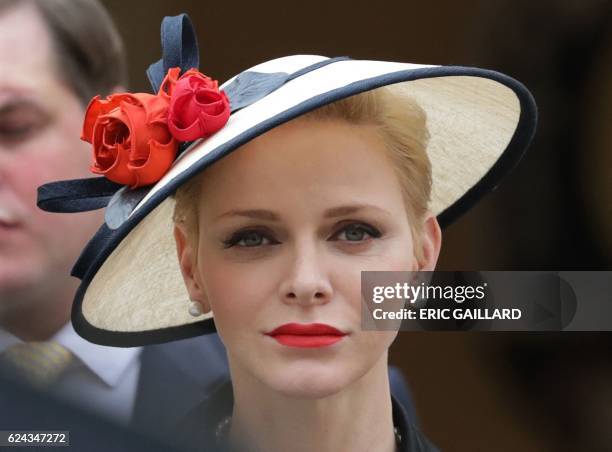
[38,14,537,347]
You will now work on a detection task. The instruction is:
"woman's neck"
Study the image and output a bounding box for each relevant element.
[228,354,397,452]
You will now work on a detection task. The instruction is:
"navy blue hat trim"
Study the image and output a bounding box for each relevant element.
[72,63,537,347]
[71,223,113,279]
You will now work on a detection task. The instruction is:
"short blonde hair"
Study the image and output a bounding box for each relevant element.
[173,83,432,261]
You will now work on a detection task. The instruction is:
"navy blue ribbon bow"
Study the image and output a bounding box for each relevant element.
[146,13,199,94]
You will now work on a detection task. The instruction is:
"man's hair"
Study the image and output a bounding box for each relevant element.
[0,0,128,104]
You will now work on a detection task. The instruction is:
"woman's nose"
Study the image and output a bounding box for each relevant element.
[279,244,333,306]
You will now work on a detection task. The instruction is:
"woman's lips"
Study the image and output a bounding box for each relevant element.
[265,323,347,348]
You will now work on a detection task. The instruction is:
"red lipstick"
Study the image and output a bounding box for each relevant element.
[265,323,347,348]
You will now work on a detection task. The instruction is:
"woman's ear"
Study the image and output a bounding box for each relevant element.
[417,212,442,271]
[173,223,211,313]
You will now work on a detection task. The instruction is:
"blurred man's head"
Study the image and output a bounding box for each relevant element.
[0,0,127,339]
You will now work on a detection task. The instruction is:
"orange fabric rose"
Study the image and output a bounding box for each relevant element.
[82,90,178,188]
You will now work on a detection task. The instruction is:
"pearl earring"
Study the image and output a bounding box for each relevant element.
[188,300,204,317]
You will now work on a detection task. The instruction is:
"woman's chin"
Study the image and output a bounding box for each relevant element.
[274,381,345,399]
[261,366,353,400]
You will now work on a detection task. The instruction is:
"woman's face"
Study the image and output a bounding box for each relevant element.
[176,118,440,398]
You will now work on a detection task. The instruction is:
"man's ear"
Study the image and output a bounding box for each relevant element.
[417,212,442,271]
[173,223,211,313]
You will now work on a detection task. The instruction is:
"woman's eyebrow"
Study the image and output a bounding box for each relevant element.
[216,209,280,221]
[215,204,391,221]
[323,204,392,218]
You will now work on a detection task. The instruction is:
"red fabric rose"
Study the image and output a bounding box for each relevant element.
[166,68,230,142]
[82,90,178,188]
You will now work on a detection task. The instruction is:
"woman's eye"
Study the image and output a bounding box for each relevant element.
[223,230,277,248]
[238,231,267,247]
[333,223,381,242]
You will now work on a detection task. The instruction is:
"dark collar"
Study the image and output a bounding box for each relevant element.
[392,394,440,452]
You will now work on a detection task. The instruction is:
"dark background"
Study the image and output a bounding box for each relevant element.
[101,1,612,450]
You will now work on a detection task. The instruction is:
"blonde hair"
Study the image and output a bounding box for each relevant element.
[173,83,432,261]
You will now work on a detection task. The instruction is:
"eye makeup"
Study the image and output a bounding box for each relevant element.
[222,227,280,249]
[220,220,384,250]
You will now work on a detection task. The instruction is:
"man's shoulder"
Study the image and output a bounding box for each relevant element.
[132,333,230,435]
[139,333,229,391]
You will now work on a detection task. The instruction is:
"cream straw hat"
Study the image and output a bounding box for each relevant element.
[38,14,537,346]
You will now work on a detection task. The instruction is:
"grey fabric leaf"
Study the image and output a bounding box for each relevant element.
[105,186,150,230]
[224,71,290,113]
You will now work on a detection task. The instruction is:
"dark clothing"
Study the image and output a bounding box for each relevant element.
[131,334,236,451]
[131,333,230,439]
[392,393,440,452]
[0,333,230,451]
[0,372,182,452]
[389,365,419,427]
[179,380,439,452]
